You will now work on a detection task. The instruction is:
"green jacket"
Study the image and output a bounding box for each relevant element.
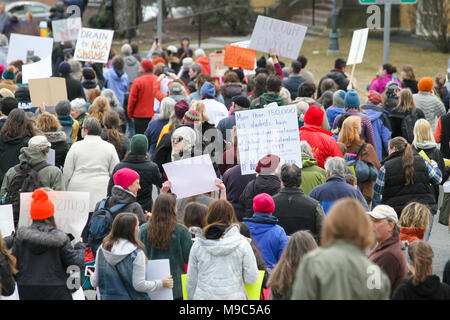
[249,93,289,109]
[0,147,65,197]
[291,241,391,300]
[138,223,193,300]
[300,153,327,195]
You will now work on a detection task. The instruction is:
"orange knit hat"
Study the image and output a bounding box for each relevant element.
[30,189,55,220]
[418,77,433,92]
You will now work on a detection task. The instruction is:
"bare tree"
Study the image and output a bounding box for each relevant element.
[416,0,450,53]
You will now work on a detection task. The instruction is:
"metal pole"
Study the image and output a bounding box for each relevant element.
[327,0,340,56]
[383,1,391,63]
[157,0,163,44]
[312,0,315,25]
[198,14,202,48]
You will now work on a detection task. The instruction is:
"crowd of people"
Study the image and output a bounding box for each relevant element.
[0,11,450,300]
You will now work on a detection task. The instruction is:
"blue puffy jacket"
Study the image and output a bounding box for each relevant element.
[361,104,392,161]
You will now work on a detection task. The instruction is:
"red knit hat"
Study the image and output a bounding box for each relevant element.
[30,189,55,220]
[113,168,139,189]
[153,57,166,65]
[367,90,383,105]
[255,154,280,174]
[253,193,275,214]
[418,77,433,92]
[141,59,154,73]
[303,105,324,127]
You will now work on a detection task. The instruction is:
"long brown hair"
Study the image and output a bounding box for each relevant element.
[88,96,110,125]
[1,108,35,138]
[397,88,416,113]
[103,110,122,153]
[0,232,18,275]
[103,213,145,252]
[338,116,363,147]
[389,136,415,185]
[146,193,178,251]
[408,241,433,286]
[202,200,238,235]
[267,231,317,296]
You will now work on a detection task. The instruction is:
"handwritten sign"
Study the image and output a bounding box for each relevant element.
[224,44,256,70]
[235,105,302,175]
[249,16,308,60]
[209,52,227,78]
[18,191,90,241]
[7,33,53,64]
[52,17,82,42]
[347,28,369,65]
[74,28,114,64]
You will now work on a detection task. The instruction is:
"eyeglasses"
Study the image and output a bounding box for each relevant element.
[172,136,183,143]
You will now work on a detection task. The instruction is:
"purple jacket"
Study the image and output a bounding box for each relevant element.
[370,74,402,94]
[333,109,377,151]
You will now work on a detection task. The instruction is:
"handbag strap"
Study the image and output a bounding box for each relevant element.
[356,143,367,161]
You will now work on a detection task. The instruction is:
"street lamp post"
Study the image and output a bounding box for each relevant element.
[327,0,341,56]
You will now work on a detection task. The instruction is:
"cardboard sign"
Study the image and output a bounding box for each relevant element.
[7,33,53,64]
[0,204,14,237]
[18,191,90,241]
[29,77,68,107]
[22,55,53,84]
[235,105,302,175]
[74,28,114,64]
[347,28,369,65]
[52,17,82,42]
[209,52,227,78]
[224,44,256,70]
[249,15,308,60]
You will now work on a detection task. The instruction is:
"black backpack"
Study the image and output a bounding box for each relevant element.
[401,108,419,144]
[4,161,50,228]
[87,197,127,256]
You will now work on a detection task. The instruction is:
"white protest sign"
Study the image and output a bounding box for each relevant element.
[47,148,56,166]
[7,33,53,65]
[74,28,114,64]
[249,15,307,60]
[18,191,90,241]
[162,154,219,199]
[52,17,82,42]
[347,28,369,65]
[22,55,53,84]
[0,204,14,237]
[235,105,302,175]
[146,259,173,300]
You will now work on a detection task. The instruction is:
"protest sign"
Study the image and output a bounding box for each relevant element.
[347,28,369,65]
[47,148,56,166]
[209,51,227,78]
[224,44,256,70]
[0,204,14,237]
[29,77,68,108]
[249,15,307,60]
[52,17,82,42]
[162,154,219,199]
[7,33,53,65]
[18,191,90,241]
[22,55,53,84]
[146,259,173,300]
[235,105,302,175]
[74,28,114,64]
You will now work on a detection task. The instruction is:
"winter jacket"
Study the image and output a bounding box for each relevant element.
[361,104,392,161]
[11,223,85,300]
[189,91,225,105]
[0,133,31,184]
[326,105,345,131]
[81,79,100,98]
[138,223,192,300]
[144,118,169,160]
[0,250,15,297]
[195,56,211,75]
[392,275,450,300]
[369,74,402,95]
[216,113,236,143]
[123,55,140,84]
[43,130,69,169]
[90,239,162,300]
[283,75,308,100]
[413,92,446,130]
[239,174,281,219]
[367,235,409,295]
[399,227,425,243]
[186,225,259,300]
[299,124,343,169]
[104,68,129,107]
[272,187,325,242]
[223,165,256,221]
[309,175,369,214]
[221,83,246,109]
[100,129,130,161]
[300,153,327,195]
[402,79,418,94]
[291,240,391,299]
[244,213,288,270]
[249,93,288,109]
[107,154,163,212]
[389,106,425,143]
[2,15,21,38]
[295,97,331,132]
[58,115,75,147]
[128,73,164,120]
[61,75,86,102]
[317,69,349,98]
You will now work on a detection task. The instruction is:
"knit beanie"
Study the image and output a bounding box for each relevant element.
[141,59,154,73]
[418,77,433,92]
[183,110,200,124]
[367,90,383,105]
[174,100,189,119]
[130,134,148,155]
[333,90,346,108]
[113,168,139,189]
[55,100,71,116]
[2,66,15,81]
[172,126,197,149]
[200,82,216,98]
[256,154,280,174]
[58,61,71,75]
[232,95,250,109]
[303,105,324,127]
[182,57,193,70]
[344,89,360,108]
[169,82,184,96]
[30,189,55,220]
[253,193,275,214]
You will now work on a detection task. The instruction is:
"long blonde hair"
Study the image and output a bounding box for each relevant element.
[0,232,18,276]
[397,88,416,113]
[88,96,110,125]
[412,118,435,148]
[338,116,363,147]
[399,202,430,232]
[190,100,211,123]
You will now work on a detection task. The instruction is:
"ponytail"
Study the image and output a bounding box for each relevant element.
[106,127,121,153]
[389,137,414,185]
[103,111,122,153]
[408,241,433,286]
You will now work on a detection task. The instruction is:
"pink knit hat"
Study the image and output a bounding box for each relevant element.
[113,168,139,189]
[253,193,275,214]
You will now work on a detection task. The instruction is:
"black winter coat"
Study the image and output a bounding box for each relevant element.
[11,223,85,300]
[100,129,130,161]
[388,107,425,143]
[0,251,15,297]
[61,75,86,101]
[44,130,69,169]
[0,133,31,184]
[107,154,163,212]
[392,275,450,300]
[318,69,349,98]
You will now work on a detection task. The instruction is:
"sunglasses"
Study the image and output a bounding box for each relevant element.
[172,136,183,143]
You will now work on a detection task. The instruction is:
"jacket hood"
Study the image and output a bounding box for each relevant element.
[244,212,278,225]
[192,225,249,256]
[1,134,28,145]
[361,105,384,121]
[18,147,47,168]
[82,79,98,90]
[414,141,437,150]
[260,93,286,105]
[16,223,68,255]
[124,55,139,68]
[100,239,137,266]
[408,275,442,297]
[244,214,279,237]
[111,185,137,204]
[44,130,67,143]
[294,97,317,106]
[302,153,318,168]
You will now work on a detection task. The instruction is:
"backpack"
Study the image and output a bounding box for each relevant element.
[345,143,378,183]
[87,197,127,256]
[401,108,418,144]
[4,161,50,227]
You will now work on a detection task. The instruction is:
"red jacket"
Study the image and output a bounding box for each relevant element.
[128,74,165,119]
[195,56,211,75]
[299,124,343,169]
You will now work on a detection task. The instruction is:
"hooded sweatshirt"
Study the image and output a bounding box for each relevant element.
[0,133,30,183]
[195,56,211,75]
[123,55,140,83]
[104,67,129,107]
[392,275,450,300]
[249,93,288,109]
[300,153,327,195]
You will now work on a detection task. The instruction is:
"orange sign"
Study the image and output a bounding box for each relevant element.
[224,44,256,70]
